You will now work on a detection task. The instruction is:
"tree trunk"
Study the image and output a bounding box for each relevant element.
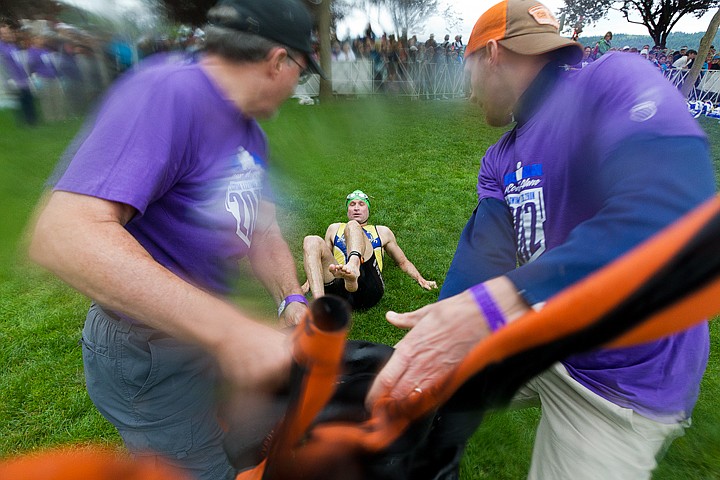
[317,0,333,99]
[681,8,720,98]
[650,30,661,48]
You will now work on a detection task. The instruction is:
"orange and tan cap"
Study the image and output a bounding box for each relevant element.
[466,0,582,63]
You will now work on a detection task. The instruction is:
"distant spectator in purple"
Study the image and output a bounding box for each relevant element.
[0,22,37,125]
[26,33,65,122]
[574,46,594,68]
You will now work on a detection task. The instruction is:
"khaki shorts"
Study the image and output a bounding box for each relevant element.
[509,363,688,480]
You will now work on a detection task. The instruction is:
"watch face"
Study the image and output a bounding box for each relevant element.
[278,301,286,315]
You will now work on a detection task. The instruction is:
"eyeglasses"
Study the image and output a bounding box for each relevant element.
[286,52,311,85]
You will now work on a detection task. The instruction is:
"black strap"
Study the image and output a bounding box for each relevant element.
[347,250,364,264]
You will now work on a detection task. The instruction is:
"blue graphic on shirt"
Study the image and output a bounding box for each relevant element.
[504,161,546,264]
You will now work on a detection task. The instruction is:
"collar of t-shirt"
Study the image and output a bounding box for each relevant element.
[513,60,563,126]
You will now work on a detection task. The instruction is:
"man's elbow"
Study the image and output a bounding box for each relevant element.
[27,209,62,271]
[397,259,412,272]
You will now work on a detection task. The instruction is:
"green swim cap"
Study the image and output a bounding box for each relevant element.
[345,190,371,209]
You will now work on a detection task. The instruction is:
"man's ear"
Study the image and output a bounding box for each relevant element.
[486,39,501,67]
[266,47,287,78]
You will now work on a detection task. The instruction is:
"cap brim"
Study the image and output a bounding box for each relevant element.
[306,54,327,80]
[499,33,583,65]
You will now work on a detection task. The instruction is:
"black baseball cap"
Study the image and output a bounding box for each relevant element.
[211,0,326,78]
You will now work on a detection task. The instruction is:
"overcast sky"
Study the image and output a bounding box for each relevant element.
[62,0,717,40]
[337,0,718,40]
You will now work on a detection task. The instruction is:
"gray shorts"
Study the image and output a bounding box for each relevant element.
[80,303,235,480]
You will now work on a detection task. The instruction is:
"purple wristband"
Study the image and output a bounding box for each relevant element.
[469,283,506,332]
[278,294,309,316]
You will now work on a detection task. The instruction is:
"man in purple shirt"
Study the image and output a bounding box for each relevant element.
[25,33,65,122]
[0,22,36,125]
[29,0,324,479]
[368,0,715,478]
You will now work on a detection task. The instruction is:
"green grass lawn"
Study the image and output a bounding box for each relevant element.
[0,99,718,478]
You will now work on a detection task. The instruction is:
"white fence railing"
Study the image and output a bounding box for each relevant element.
[665,68,720,104]
[295,59,469,99]
[295,62,720,105]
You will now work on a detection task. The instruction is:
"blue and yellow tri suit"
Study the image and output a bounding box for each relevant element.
[328,223,385,310]
[333,223,384,270]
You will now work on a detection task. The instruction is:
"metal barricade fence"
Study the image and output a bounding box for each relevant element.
[295,60,720,107]
[294,59,469,99]
[666,68,720,105]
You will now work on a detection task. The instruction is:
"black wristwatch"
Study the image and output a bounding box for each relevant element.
[278,294,309,316]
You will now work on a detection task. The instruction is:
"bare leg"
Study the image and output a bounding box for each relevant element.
[303,235,337,299]
[328,220,375,293]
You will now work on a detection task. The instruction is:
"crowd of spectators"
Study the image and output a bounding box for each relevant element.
[3,16,719,121]
[572,31,720,74]
[0,18,205,126]
[569,32,720,105]
[325,25,467,95]
[323,27,720,98]
[330,26,466,66]
[0,19,115,125]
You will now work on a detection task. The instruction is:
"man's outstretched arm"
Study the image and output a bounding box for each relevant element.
[249,200,308,327]
[29,191,292,392]
[379,226,437,290]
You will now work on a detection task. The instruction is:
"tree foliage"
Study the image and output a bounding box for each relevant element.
[379,0,440,37]
[330,0,353,28]
[143,0,338,27]
[577,31,720,49]
[152,0,215,26]
[559,0,720,47]
[0,0,62,23]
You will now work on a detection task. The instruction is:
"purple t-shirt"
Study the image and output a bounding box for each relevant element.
[0,40,29,87]
[477,53,710,422]
[55,57,268,295]
[26,46,58,78]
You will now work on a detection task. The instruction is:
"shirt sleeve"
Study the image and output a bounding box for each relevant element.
[439,198,517,300]
[54,73,194,216]
[506,135,716,305]
[476,133,512,203]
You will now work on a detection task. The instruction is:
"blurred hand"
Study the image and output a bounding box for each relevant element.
[281,300,309,327]
[215,321,293,393]
[367,276,529,409]
[418,278,438,290]
[366,290,489,407]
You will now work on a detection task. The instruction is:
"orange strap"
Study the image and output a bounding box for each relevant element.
[239,196,720,476]
[0,446,189,480]
[237,298,350,480]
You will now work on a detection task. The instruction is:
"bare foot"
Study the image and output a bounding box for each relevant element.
[329,262,360,292]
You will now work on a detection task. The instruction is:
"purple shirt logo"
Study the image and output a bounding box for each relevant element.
[225,147,263,247]
[504,162,546,264]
